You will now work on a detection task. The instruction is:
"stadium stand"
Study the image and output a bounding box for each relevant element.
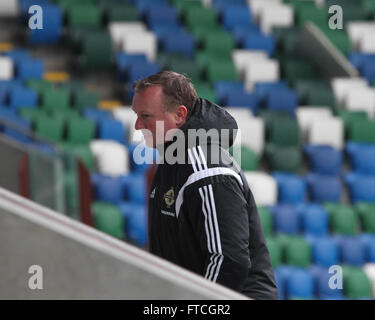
[0,0,375,300]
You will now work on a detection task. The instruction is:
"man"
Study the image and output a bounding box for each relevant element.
[132,71,278,300]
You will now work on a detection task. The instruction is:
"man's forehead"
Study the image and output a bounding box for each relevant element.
[133,85,164,110]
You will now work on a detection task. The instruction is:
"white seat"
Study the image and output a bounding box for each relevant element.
[90,140,130,177]
[347,22,375,50]
[308,117,344,150]
[359,33,375,54]
[363,263,375,298]
[248,0,282,20]
[226,107,253,123]
[112,106,144,144]
[244,59,279,91]
[0,0,18,17]
[232,50,269,80]
[108,22,147,49]
[296,107,333,141]
[0,57,14,80]
[259,4,294,34]
[331,77,368,107]
[244,171,278,206]
[122,31,157,61]
[345,87,375,118]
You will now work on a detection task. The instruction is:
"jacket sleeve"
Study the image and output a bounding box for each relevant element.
[184,175,251,292]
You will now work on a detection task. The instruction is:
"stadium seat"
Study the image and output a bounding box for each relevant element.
[234,116,264,155]
[92,173,126,204]
[42,88,70,112]
[284,236,312,268]
[67,4,101,28]
[17,58,44,80]
[331,77,368,107]
[229,145,258,171]
[306,174,342,203]
[128,61,161,85]
[324,203,359,235]
[355,203,375,234]
[244,59,279,90]
[244,172,277,206]
[343,266,372,299]
[308,117,344,150]
[105,3,140,22]
[338,110,368,139]
[346,142,375,174]
[345,172,375,204]
[349,118,375,144]
[92,202,125,239]
[160,32,195,59]
[265,88,298,115]
[98,118,126,144]
[282,59,318,86]
[0,57,13,80]
[82,108,112,123]
[304,145,342,175]
[109,21,147,49]
[311,236,340,268]
[297,108,332,141]
[123,172,147,204]
[286,268,314,299]
[206,60,237,83]
[8,86,38,109]
[174,0,203,14]
[338,236,366,266]
[258,207,273,238]
[144,6,178,26]
[273,173,306,204]
[271,204,300,235]
[268,117,300,147]
[119,202,147,247]
[66,117,95,145]
[34,114,64,143]
[363,263,375,298]
[243,31,276,56]
[265,237,282,269]
[265,144,302,173]
[274,265,297,300]
[221,5,253,31]
[122,31,157,61]
[254,81,288,104]
[259,3,294,34]
[298,204,329,237]
[185,7,220,34]
[116,53,148,80]
[214,81,246,105]
[82,31,112,71]
[308,265,345,300]
[344,86,375,118]
[90,140,130,177]
[232,50,268,78]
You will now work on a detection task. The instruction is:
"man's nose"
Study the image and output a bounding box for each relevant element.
[135,117,143,130]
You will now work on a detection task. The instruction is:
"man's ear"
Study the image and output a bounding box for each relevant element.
[174,105,188,127]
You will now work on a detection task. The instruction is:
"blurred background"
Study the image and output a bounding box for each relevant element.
[0,0,375,300]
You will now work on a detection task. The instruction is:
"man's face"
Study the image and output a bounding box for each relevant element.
[132,85,179,148]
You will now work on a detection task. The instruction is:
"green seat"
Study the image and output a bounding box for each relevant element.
[229,145,258,171]
[82,31,112,71]
[323,203,359,235]
[174,0,203,14]
[206,60,237,82]
[265,144,302,173]
[362,0,375,18]
[57,0,95,10]
[35,114,65,143]
[66,117,96,144]
[258,207,273,238]
[59,143,95,171]
[67,4,101,28]
[355,202,375,233]
[26,79,54,95]
[349,119,375,144]
[321,28,352,56]
[74,90,100,108]
[92,202,125,239]
[284,0,316,10]
[283,59,318,86]
[306,87,336,113]
[106,4,139,22]
[194,82,217,103]
[266,237,282,268]
[268,118,300,147]
[203,32,235,58]
[338,110,368,139]
[42,88,70,112]
[185,7,220,32]
[18,107,47,124]
[259,110,294,132]
[343,266,372,299]
[168,58,202,83]
[284,236,312,268]
[50,108,81,121]
[297,6,328,29]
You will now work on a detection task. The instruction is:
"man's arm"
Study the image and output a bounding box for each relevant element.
[185,176,251,292]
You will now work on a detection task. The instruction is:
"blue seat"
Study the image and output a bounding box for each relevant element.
[361,59,375,84]
[346,142,375,175]
[17,58,44,80]
[271,204,300,235]
[344,172,375,204]
[150,23,184,41]
[306,173,342,203]
[226,90,258,113]
[213,81,245,105]
[160,31,195,59]
[359,234,375,263]
[144,6,178,25]
[135,0,168,14]
[232,24,261,46]
[274,266,299,300]
[265,88,298,115]
[9,87,38,109]
[92,173,126,204]
[338,236,366,266]
[221,5,253,31]
[298,204,329,237]
[116,53,148,81]
[349,52,375,71]
[273,172,306,204]
[311,236,340,268]
[243,31,276,56]
[0,108,32,144]
[28,4,62,44]
[128,61,161,84]
[254,81,288,105]
[127,143,159,172]
[119,202,147,247]
[3,49,31,63]
[98,118,126,144]
[304,145,343,175]
[286,268,314,299]
[82,108,112,123]
[308,265,344,299]
[122,172,147,204]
